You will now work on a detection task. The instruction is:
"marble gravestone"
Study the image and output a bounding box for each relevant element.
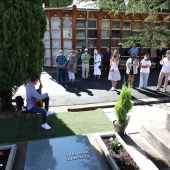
[24,135,102,170]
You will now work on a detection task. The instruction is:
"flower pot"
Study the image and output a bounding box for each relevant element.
[113,120,127,134]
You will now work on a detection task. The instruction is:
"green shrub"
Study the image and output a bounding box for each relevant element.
[109,137,121,149]
[114,83,133,126]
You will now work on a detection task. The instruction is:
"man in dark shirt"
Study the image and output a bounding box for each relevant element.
[156,47,164,69]
[102,47,111,75]
[56,50,67,83]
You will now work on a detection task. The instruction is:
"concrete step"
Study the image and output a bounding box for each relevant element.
[140,118,170,162]
[124,133,170,169]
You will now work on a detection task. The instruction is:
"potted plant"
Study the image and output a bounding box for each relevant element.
[113,82,133,133]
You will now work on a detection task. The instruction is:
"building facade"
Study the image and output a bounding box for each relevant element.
[44,5,170,68]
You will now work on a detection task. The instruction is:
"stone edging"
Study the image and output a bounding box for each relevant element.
[68,97,170,112]
[0,144,17,170]
[95,131,159,170]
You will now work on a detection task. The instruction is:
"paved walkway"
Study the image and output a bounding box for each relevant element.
[13,68,170,108]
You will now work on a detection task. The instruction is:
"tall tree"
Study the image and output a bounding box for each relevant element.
[43,0,73,7]
[0,0,46,111]
[98,0,170,49]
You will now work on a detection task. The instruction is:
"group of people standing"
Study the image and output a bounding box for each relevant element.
[109,47,170,92]
[55,45,170,92]
[25,47,170,131]
[55,46,103,83]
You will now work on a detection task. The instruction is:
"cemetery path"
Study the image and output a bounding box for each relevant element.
[14,68,170,107]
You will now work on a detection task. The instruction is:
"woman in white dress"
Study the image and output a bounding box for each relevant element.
[108,54,121,91]
[93,49,101,79]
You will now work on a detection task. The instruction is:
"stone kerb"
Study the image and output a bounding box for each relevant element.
[0,144,17,170]
[95,131,159,170]
[165,113,170,131]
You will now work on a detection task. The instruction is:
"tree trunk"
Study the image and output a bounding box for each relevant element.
[0,89,12,111]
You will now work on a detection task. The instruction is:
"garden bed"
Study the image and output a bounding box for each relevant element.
[95,132,159,170]
[0,144,17,170]
[102,135,139,170]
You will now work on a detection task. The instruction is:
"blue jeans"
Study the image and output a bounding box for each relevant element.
[29,97,49,124]
[57,68,66,83]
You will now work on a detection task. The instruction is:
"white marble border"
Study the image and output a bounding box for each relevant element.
[95,131,159,170]
[0,144,17,170]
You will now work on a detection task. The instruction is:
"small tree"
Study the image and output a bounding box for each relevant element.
[114,83,133,126]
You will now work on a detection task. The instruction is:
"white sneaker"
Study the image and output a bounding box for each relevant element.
[110,87,116,91]
[163,89,167,93]
[46,111,55,116]
[155,87,160,91]
[41,123,51,130]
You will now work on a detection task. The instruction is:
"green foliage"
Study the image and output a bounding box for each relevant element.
[114,83,133,126]
[43,0,73,7]
[97,0,170,49]
[0,1,46,110]
[120,27,170,50]
[109,137,121,149]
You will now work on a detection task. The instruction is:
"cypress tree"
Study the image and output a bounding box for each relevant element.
[0,1,46,111]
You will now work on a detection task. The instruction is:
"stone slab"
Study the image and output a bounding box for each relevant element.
[140,120,170,162]
[166,113,170,131]
[24,135,102,170]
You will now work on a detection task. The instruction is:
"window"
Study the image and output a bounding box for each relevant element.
[101,20,110,29]
[76,20,86,28]
[76,30,86,38]
[111,39,119,47]
[133,21,142,30]
[112,21,121,29]
[88,30,97,38]
[88,39,97,47]
[101,30,109,38]
[63,19,72,28]
[62,18,72,62]
[101,40,109,47]
[123,22,131,29]
[88,20,97,28]
[51,30,60,38]
[76,19,86,48]
[112,30,120,38]
[144,22,151,28]
[164,22,170,30]
[76,40,86,46]
[63,29,72,38]
[122,31,131,37]
[154,23,161,27]
[52,39,61,48]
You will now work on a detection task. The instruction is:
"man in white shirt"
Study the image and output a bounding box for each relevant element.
[156,50,170,92]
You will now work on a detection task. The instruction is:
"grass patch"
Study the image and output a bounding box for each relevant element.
[0,109,113,144]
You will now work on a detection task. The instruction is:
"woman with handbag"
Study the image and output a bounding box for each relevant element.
[108,54,121,91]
[93,49,101,79]
[126,53,139,88]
